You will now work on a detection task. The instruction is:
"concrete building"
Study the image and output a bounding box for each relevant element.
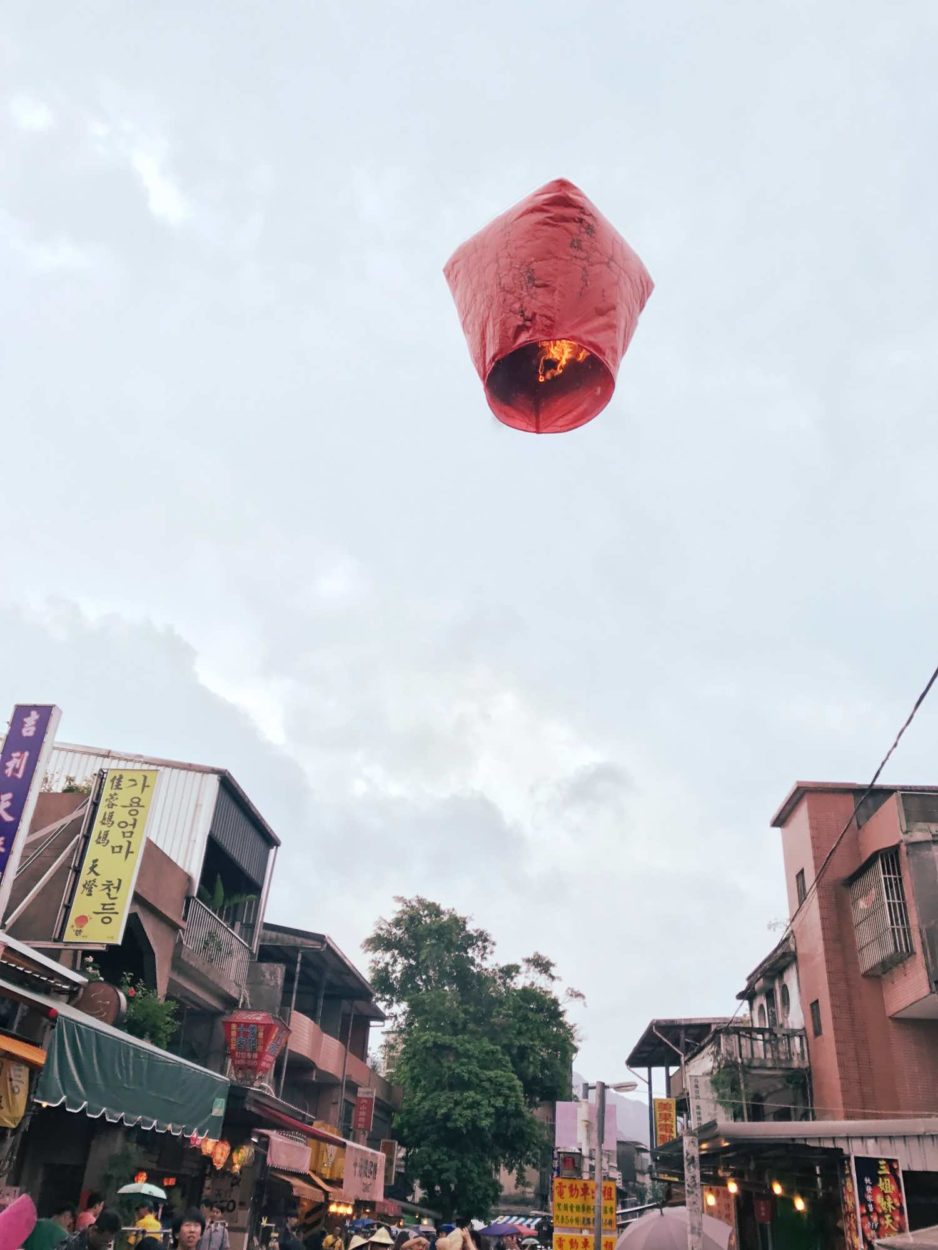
[253,922,400,1144]
[772,781,938,1120]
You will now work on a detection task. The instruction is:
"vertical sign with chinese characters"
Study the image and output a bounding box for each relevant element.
[353,1088,376,1134]
[852,1156,908,1247]
[653,1097,677,1146]
[0,705,61,922]
[62,769,158,944]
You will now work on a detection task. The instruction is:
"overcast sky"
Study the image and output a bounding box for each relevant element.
[3,4,938,1092]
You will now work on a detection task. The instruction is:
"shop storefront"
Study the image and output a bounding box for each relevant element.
[2,976,229,1216]
[656,1119,938,1250]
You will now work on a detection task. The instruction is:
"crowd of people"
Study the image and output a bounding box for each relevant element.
[17,1200,231,1250]
[12,1195,547,1250]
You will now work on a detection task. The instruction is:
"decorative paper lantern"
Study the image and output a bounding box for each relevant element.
[211,1140,232,1171]
[230,1144,255,1174]
[444,178,653,434]
[201,1137,217,1158]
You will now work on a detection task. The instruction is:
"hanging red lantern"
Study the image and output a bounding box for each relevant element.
[444,178,653,434]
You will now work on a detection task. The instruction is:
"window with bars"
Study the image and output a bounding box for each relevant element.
[849,847,914,976]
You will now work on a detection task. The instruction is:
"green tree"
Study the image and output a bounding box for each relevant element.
[364,898,578,1218]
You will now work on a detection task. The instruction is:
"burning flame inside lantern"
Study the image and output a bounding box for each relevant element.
[536,340,589,383]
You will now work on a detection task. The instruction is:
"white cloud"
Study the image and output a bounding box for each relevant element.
[129,145,189,227]
[9,95,54,132]
[3,0,938,1081]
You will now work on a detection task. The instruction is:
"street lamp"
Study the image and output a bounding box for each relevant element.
[582,1081,638,1250]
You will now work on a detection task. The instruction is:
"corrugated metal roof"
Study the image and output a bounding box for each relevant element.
[678,1118,938,1172]
[46,744,220,881]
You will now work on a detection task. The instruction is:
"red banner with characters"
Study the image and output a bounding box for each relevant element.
[850,1156,908,1247]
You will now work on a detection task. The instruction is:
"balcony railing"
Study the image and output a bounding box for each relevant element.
[713,1025,809,1069]
[181,897,251,989]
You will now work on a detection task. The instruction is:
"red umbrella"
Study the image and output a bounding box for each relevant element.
[444,178,653,434]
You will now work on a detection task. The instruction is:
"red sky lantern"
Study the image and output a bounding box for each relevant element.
[444,178,653,434]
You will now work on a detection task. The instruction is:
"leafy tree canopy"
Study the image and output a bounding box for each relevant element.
[364,897,579,1218]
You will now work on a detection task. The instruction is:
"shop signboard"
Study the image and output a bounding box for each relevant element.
[0,704,61,921]
[221,1011,288,1082]
[851,1155,908,1248]
[841,1159,861,1250]
[552,1235,615,1250]
[353,1088,376,1133]
[62,768,158,944]
[378,1139,398,1185]
[552,1179,616,1231]
[0,1059,29,1129]
[340,1141,385,1203]
[311,1125,345,1181]
[653,1097,677,1146]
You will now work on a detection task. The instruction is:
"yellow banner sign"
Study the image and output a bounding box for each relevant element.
[310,1124,345,1180]
[552,1179,616,1231]
[553,1235,615,1250]
[63,769,158,944]
[0,1059,29,1129]
[654,1097,677,1146]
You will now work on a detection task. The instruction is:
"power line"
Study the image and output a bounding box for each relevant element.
[793,658,938,923]
[723,658,938,1030]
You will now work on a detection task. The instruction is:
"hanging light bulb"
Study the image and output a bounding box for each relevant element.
[794,1195,806,1212]
[726,1179,739,1195]
[705,1191,716,1208]
[771,1180,783,1196]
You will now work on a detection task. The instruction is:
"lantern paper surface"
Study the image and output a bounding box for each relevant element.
[444,178,653,434]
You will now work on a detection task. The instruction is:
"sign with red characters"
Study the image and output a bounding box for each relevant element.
[852,1156,908,1247]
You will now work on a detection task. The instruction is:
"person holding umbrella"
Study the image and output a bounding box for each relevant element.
[130,1203,162,1245]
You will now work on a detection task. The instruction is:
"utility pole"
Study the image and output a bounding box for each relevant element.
[683,1127,703,1250]
[593,1081,605,1250]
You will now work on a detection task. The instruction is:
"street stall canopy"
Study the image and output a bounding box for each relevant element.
[268,1170,326,1204]
[30,988,228,1137]
[444,178,653,434]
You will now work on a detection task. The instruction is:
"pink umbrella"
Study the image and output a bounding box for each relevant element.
[615,1208,735,1250]
[0,1195,37,1250]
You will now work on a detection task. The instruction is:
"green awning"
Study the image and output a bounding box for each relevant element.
[30,996,228,1137]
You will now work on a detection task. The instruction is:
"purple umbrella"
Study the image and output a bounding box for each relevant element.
[615,1208,735,1250]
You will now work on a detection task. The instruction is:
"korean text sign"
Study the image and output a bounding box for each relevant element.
[653,1097,677,1146]
[0,705,58,877]
[852,1156,907,1247]
[63,769,157,944]
[552,1179,616,1231]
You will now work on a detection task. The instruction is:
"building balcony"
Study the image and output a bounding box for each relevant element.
[177,897,252,999]
[287,1010,401,1106]
[712,1025,809,1070]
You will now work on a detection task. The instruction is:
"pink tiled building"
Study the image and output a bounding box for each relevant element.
[772,781,938,1120]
